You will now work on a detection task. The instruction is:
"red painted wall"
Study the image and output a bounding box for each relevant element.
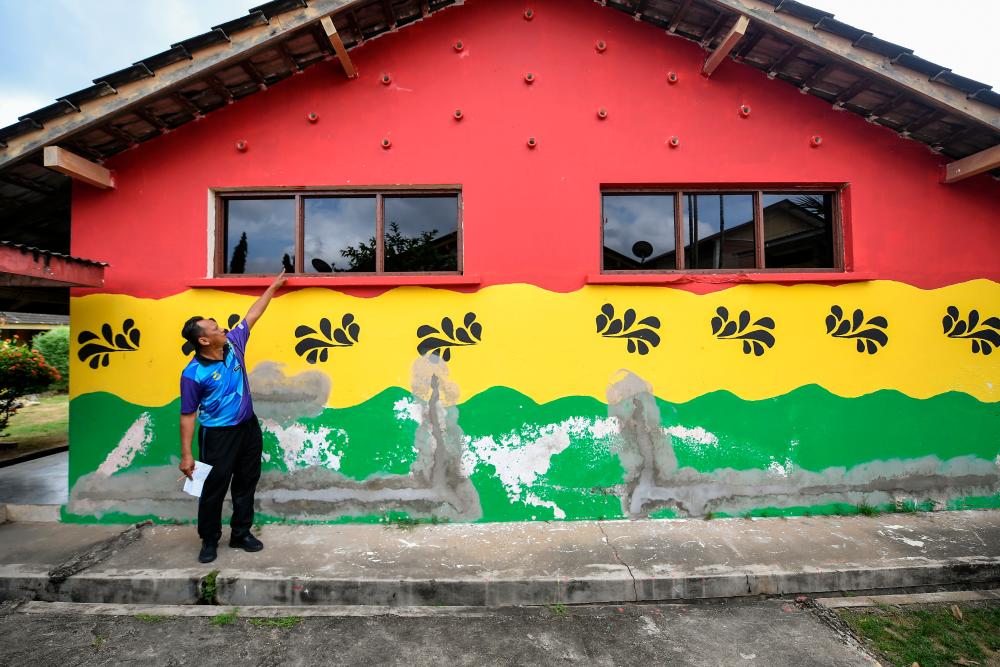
[71,0,1000,298]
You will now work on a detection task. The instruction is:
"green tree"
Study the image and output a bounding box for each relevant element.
[229,232,248,273]
[338,222,454,272]
[0,340,60,437]
[32,326,69,392]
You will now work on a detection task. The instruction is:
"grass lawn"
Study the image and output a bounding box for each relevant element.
[0,393,68,462]
[838,602,1000,667]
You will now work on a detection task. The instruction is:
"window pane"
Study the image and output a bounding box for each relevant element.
[602,194,676,270]
[383,196,459,272]
[304,197,377,273]
[225,198,295,274]
[682,194,756,269]
[762,193,835,268]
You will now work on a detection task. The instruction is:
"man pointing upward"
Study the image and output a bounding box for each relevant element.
[179,270,286,563]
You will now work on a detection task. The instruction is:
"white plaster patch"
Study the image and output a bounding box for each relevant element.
[639,616,661,636]
[96,413,153,477]
[767,458,794,478]
[261,419,344,470]
[663,425,719,454]
[461,416,619,517]
[393,397,422,425]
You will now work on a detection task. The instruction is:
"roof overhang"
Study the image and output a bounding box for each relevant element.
[0,242,106,288]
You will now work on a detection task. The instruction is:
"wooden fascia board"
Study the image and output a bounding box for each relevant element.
[700,0,1000,132]
[43,146,115,189]
[702,15,749,77]
[0,245,105,288]
[942,143,1000,183]
[321,15,359,78]
[0,0,359,170]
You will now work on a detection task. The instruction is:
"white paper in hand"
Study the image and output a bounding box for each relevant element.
[183,461,213,498]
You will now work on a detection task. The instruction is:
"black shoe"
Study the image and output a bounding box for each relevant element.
[229,533,264,552]
[198,541,218,563]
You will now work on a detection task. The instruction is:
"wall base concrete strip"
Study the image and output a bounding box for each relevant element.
[816,589,1000,609]
[18,601,502,617]
[4,504,60,522]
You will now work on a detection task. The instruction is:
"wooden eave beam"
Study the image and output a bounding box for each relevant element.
[42,146,114,189]
[700,0,1000,132]
[0,0,358,170]
[942,144,1000,183]
[667,0,694,33]
[702,15,749,77]
[320,15,358,78]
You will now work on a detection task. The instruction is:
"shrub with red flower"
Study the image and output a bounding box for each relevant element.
[0,340,61,437]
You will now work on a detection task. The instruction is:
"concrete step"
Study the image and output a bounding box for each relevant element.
[1,503,61,522]
[1,512,998,607]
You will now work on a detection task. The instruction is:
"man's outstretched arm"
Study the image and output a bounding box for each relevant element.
[243,270,286,330]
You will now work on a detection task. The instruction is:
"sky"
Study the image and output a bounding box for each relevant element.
[0,0,997,128]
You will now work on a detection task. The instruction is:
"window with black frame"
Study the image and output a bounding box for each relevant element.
[218,190,461,275]
[601,189,838,272]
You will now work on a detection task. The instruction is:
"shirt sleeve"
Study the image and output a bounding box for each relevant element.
[180,376,203,415]
[226,319,251,357]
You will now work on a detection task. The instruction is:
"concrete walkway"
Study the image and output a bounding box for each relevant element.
[1,510,997,607]
[0,451,68,505]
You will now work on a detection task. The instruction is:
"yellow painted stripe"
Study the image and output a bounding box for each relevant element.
[69,280,1000,407]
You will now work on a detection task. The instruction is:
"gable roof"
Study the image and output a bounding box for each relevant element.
[0,0,997,218]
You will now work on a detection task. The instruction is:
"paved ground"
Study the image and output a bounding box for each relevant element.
[2,511,998,606]
[0,599,875,666]
[0,451,67,504]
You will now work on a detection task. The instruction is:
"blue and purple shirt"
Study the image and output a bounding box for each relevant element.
[180,320,254,427]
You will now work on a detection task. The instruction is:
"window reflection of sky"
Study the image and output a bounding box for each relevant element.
[225,198,295,274]
[304,197,376,272]
[683,194,754,241]
[384,196,458,272]
[602,195,676,260]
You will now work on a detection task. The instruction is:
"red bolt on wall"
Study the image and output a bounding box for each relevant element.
[811,135,823,147]
[668,136,680,148]
[381,73,392,85]
[524,72,536,84]
[307,112,319,123]
[597,108,608,119]
[739,105,751,118]
[381,137,392,149]
[596,40,607,53]
[524,8,534,20]
[453,109,464,120]
[527,136,537,148]
[235,140,248,152]
[667,72,679,84]
[454,40,464,51]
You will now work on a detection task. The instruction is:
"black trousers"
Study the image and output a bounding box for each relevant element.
[196,416,263,542]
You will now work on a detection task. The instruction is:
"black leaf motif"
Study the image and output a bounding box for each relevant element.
[294,314,360,363]
[972,340,981,354]
[947,306,959,320]
[713,307,777,355]
[969,310,980,330]
[827,305,889,354]
[227,314,241,329]
[595,305,662,355]
[943,315,954,334]
[738,310,750,333]
[831,305,843,320]
[416,325,438,338]
[416,313,482,360]
[623,309,636,330]
[79,320,142,368]
[825,315,837,334]
[942,306,1000,355]
[984,317,1000,329]
[952,321,968,336]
